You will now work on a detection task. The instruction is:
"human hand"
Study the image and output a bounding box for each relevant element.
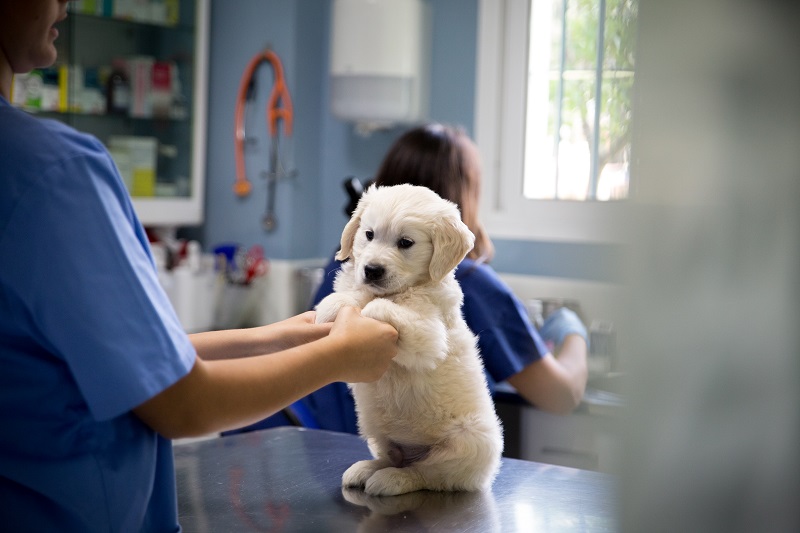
[539,307,588,350]
[328,306,398,383]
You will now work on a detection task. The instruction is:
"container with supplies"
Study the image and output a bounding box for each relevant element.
[213,244,271,329]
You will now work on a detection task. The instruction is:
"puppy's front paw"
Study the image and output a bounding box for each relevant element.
[364,467,424,496]
[361,298,396,326]
[342,460,383,488]
[315,293,357,324]
[314,300,338,324]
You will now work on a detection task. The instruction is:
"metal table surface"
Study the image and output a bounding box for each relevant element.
[175,427,616,532]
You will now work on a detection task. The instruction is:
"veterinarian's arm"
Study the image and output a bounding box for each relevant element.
[507,308,589,414]
[507,336,588,414]
[188,312,331,361]
[134,307,398,438]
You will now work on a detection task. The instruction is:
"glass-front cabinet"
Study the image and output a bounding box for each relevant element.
[10,0,209,226]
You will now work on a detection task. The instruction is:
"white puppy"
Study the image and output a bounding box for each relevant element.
[315,184,503,496]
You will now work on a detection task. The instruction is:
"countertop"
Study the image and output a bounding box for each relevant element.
[494,375,625,418]
[175,426,617,532]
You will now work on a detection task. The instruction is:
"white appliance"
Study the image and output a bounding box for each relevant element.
[329,0,431,131]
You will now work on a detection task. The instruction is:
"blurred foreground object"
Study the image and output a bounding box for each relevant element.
[621,1,800,532]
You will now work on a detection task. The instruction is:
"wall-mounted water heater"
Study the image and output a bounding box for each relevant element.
[330,0,431,132]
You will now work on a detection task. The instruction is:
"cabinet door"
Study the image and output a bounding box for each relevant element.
[519,408,620,473]
[25,0,210,226]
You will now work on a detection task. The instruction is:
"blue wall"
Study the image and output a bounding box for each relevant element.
[201,0,620,283]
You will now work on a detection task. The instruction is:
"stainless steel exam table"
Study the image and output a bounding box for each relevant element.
[175,426,616,532]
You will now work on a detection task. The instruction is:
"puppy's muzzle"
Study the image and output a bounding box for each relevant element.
[363,264,385,282]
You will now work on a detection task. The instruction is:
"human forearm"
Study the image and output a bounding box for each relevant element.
[507,334,588,415]
[188,328,264,361]
[134,337,347,438]
[135,306,398,438]
[189,311,332,361]
[552,333,589,404]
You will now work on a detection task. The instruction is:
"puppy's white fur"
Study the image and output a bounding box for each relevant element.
[315,184,503,496]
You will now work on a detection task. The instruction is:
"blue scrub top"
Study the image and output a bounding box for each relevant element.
[0,96,195,531]
[230,254,547,436]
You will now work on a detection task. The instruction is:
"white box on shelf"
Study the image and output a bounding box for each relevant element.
[108,136,158,197]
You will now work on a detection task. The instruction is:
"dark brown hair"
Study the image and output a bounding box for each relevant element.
[373,123,495,262]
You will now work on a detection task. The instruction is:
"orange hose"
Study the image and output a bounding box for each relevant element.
[234,50,293,197]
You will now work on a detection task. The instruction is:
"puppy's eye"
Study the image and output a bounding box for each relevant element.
[397,237,414,249]
[365,230,374,241]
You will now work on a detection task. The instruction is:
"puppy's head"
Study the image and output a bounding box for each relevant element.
[336,184,474,295]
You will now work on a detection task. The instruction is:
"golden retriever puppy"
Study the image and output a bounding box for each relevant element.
[315,184,503,496]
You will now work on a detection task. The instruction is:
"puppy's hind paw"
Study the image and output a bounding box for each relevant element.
[364,467,424,496]
[342,460,383,488]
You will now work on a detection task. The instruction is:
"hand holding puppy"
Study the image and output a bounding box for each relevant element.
[328,306,398,383]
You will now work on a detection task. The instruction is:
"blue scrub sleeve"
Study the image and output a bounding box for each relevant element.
[2,145,195,422]
[457,260,549,385]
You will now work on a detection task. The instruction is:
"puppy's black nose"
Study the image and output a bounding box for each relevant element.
[364,264,385,281]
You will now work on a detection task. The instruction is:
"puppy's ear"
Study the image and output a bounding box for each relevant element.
[429,208,475,282]
[336,185,374,261]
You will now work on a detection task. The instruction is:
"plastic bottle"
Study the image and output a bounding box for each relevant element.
[106,60,130,115]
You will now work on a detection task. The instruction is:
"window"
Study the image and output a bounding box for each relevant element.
[526,0,637,201]
[475,0,637,243]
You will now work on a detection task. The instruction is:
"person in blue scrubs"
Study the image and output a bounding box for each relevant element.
[238,123,589,436]
[0,2,398,531]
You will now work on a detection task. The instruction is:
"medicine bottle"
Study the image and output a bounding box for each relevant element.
[106,61,130,115]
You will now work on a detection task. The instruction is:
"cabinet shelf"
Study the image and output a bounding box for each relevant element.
[24,108,189,122]
[71,12,196,32]
[50,0,209,227]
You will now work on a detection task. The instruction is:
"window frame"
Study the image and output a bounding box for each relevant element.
[474,0,628,244]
